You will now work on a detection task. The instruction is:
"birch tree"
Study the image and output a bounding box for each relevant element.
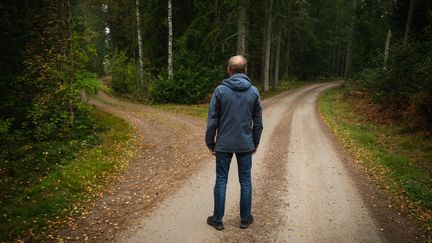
[167,0,173,79]
[261,0,273,92]
[135,0,145,90]
[384,29,392,67]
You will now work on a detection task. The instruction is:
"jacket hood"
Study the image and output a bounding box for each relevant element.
[222,73,252,91]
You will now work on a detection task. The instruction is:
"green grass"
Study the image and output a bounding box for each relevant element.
[153,80,321,119]
[0,109,136,241]
[319,87,432,229]
[152,103,209,119]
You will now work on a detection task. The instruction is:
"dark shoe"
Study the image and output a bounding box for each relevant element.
[240,215,254,229]
[207,216,224,230]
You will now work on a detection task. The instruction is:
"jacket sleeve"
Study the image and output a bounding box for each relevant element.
[252,93,263,148]
[205,88,221,150]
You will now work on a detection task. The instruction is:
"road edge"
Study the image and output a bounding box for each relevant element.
[316,84,426,243]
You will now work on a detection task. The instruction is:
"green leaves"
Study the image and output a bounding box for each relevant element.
[111,50,145,97]
[149,64,221,104]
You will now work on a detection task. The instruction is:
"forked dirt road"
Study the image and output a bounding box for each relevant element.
[68,82,420,242]
[115,81,387,243]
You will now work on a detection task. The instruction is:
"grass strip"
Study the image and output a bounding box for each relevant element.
[0,109,136,241]
[319,86,432,235]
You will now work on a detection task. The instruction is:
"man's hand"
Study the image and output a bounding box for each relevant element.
[252,146,258,155]
[209,148,216,156]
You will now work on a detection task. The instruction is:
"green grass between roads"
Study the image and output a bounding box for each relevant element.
[154,80,321,119]
[319,87,432,230]
[153,103,209,119]
[0,109,136,241]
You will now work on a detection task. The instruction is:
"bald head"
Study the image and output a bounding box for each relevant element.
[227,55,247,76]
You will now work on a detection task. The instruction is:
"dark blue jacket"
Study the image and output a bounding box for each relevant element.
[205,73,263,153]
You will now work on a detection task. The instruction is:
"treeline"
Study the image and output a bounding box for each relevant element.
[0,0,102,143]
[1,0,431,143]
[104,0,360,101]
[347,0,432,131]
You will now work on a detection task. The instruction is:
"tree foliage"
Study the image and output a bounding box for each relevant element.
[349,0,432,130]
[0,0,102,142]
[1,0,431,140]
[0,0,431,240]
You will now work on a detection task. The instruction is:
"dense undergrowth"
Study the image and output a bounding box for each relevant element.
[352,39,432,133]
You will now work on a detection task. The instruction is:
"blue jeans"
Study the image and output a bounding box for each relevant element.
[213,151,252,222]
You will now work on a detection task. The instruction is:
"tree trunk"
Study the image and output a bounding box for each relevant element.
[236,0,247,56]
[330,47,336,76]
[384,29,392,67]
[260,30,266,89]
[284,38,290,78]
[272,29,281,90]
[135,0,145,90]
[261,0,273,92]
[343,0,357,79]
[62,0,75,126]
[403,0,415,45]
[335,45,340,76]
[283,0,293,79]
[167,0,174,79]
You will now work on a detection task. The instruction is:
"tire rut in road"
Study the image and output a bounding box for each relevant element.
[220,84,328,242]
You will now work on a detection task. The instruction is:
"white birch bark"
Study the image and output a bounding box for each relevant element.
[384,29,392,67]
[136,0,145,90]
[262,0,273,92]
[168,0,173,79]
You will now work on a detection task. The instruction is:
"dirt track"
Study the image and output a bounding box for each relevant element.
[58,82,422,242]
[112,82,407,242]
[55,92,211,241]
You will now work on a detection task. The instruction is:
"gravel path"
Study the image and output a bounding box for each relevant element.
[57,83,420,242]
[55,92,211,241]
[116,82,414,243]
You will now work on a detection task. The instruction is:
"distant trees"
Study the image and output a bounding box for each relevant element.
[0,0,102,141]
[0,0,430,133]
[348,0,432,130]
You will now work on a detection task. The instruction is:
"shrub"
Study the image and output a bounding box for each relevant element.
[111,51,145,97]
[349,38,432,131]
[149,66,221,104]
[76,71,103,96]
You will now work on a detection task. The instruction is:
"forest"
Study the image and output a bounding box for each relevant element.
[1,0,431,141]
[0,0,431,241]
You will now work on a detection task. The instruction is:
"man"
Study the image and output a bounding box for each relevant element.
[205,55,263,230]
